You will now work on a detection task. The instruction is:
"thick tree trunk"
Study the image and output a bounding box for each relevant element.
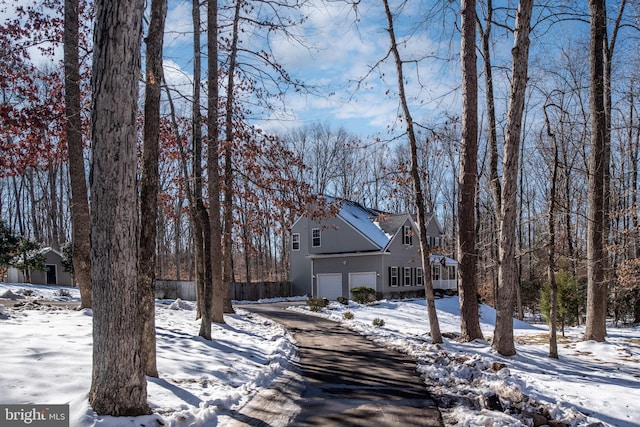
[89,0,150,415]
[585,0,608,342]
[64,0,92,309]
[382,0,442,343]
[138,0,167,378]
[493,0,533,357]
[458,0,483,342]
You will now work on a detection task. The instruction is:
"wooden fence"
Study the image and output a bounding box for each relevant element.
[155,280,292,302]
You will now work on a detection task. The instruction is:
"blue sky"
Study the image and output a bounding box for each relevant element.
[161,0,464,138]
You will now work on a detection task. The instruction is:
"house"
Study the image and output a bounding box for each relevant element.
[290,198,457,300]
[6,247,73,287]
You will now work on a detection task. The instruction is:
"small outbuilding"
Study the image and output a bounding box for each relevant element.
[6,247,73,287]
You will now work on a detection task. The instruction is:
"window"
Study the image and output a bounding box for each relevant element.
[292,233,300,251]
[390,266,399,287]
[448,265,456,281]
[403,225,413,246]
[403,267,412,286]
[432,265,440,281]
[415,267,423,286]
[312,228,321,247]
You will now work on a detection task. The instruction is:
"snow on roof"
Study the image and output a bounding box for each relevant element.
[334,199,391,249]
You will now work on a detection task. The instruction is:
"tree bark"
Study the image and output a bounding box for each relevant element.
[584,0,607,342]
[138,0,167,378]
[89,0,150,415]
[207,0,225,324]
[493,0,533,357]
[458,0,484,342]
[544,104,559,359]
[64,0,92,309]
[382,0,442,343]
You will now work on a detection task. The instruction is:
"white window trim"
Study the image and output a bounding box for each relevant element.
[415,267,423,286]
[312,228,321,248]
[292,233,300,251]
[390,266,399,287]
[403,267,412,286]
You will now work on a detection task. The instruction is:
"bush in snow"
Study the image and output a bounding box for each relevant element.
[372,318,385,327]
[350,286,376,304]
[336,296,349,305]
[343,311,354,320]
[306,298,329,312]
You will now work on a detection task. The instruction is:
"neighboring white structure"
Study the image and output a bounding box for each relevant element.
[290,198,457,300]
[6,247,73,287]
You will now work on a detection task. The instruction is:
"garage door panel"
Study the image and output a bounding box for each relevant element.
[349,272,377,290]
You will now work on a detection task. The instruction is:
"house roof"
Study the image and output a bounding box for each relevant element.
[335,199,391,249]
[329,198,439,251]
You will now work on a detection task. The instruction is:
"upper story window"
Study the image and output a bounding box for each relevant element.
[403,225,413,246]
[312,228,321,247]
[292,233,300,251]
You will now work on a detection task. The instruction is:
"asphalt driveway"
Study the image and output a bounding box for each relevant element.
[223,302,443,427]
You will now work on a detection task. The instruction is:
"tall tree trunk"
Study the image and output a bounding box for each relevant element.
[192,0,215,337]
[207,0,225,324]
[458,0,483,342]
[584,0,607,342]
[89,0,150,415]
[222,0,242,314]
[493,0,533,357]
[64,0,92,308]
[138,0,167,378]
[544,104,559,359]
[382,0,442,343]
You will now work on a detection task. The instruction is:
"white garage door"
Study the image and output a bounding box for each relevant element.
[316,273,343,300]
[349,272,377,291]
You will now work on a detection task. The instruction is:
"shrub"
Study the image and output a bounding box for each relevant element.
[372,318,385,327]
[21,289,34,297]
[350,286,377,304]
[343,311,354,320]
[306,297,329,312]
[336,296,349,305]
[57,289,71,297]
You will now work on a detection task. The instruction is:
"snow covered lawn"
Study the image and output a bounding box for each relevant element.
[1,282,639,426]
[0,283,295,427]
[294,298,640,427]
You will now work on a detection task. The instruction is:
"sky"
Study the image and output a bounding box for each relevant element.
[1,281,638,427]
[161,0,464,139]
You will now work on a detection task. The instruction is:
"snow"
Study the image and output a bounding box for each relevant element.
[1,282,639,427]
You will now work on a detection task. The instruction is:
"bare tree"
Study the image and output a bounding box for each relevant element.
[208,0,225,323]
[458,0,484,342]
[89,0,150,415]
[138,0,168,378]
[382,0,442,344]
[64,0,91,308]
[493,0,533,356]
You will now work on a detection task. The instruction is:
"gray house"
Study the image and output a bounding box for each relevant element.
[290,198,457,300]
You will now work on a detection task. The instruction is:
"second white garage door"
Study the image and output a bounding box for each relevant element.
[349,272,377,291]
[316,273,343,300]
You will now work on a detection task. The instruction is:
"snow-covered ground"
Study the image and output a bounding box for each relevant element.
[1,282,639,426]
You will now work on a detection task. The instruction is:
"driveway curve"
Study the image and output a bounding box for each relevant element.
[223,302,443,427]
